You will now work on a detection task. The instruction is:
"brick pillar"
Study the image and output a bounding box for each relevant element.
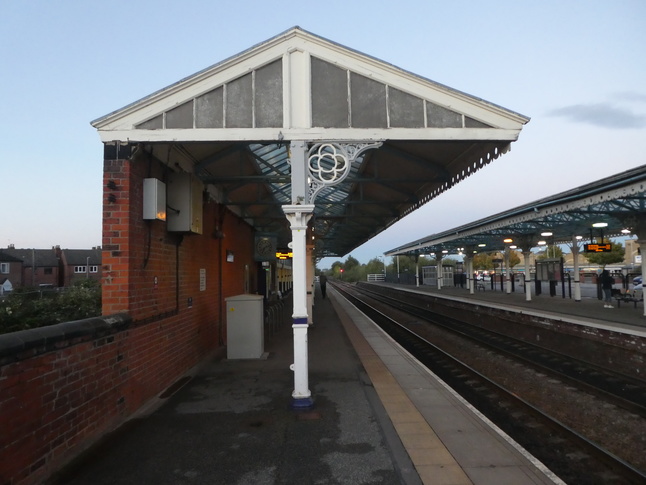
[102,155,136,315]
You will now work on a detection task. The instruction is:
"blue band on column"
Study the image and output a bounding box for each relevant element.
[293,317,308,325]
[291,396,315,409]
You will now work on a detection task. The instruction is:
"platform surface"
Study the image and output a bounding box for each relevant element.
[54,286,562,485]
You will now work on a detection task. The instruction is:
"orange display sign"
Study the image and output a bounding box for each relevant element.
[276,251,293,259]
[584,243,612,253]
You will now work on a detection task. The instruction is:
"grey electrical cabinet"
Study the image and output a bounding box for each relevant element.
[143,178,166,221]
[225,294,264,359]
[167,172,203,234]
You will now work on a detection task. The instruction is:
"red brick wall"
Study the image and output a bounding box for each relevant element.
[0,313,223,485]
[0,153,261,485]
[1,261,23,288]
[21,266,60,289]
[101,157,257,319]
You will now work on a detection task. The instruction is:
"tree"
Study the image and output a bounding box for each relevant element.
[536,245,564,260]
[0,280,101,335]
[344,255,360,271]
[472,253,493,271]
[365,258,385,276]
[508,250,521,268]
[584,240,624,268]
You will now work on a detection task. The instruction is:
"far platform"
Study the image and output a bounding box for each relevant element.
[368,281,646,337]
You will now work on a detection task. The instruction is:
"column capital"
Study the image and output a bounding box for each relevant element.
[282,204,315,229]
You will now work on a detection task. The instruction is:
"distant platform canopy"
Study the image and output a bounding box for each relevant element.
[386,164,646,258]
[92,27,529,258]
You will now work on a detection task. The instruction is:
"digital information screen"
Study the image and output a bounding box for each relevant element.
[584,243,612,253]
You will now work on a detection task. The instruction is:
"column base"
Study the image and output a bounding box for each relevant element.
[291,396,315,409]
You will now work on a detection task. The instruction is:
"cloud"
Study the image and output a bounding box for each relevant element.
[612,91,646,104]
[547,102,646,129]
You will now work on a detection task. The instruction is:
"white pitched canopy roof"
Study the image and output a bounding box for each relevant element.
[92,27,529,258]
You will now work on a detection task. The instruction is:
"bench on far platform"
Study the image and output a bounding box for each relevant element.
[613,289,644,308]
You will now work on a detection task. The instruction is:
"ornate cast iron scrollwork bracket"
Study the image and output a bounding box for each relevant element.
[307,142,382,203]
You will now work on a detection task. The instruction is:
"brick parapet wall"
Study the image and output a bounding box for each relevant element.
[0,153,261,484]
[0,311,227,484]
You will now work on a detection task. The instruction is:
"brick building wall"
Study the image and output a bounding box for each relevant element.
[21,265,60,288]
[0,153,260,485]
[0,257,23,290]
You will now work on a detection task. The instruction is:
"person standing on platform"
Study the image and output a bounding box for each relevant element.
[319,274,327,299]
[601,270,614,308]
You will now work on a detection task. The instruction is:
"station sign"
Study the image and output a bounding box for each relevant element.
[584,243,612,253]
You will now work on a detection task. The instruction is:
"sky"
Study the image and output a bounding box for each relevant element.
[1,1,645,266]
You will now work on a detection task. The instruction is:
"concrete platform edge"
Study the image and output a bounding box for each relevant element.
[328,287,563,485]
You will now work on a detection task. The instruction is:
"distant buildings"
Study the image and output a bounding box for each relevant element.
[0,246,102,294]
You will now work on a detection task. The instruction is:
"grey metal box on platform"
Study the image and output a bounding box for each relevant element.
[167,172,203,234]
[225,294,264,359]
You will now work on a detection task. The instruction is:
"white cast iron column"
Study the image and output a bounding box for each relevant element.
[572,236,582,302]
[465,247,475,294]
[521,247,533,301]
[283,204,314,407]
[630,219,646,317]
[505,248,512,294]
[284,140,383,407]
[637,237,646,318]
[283,141,314,408]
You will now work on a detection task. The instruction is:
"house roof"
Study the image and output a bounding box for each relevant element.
[385,164,646,258]
[0,251,24,263]
[61,249,102,266]
[2,249,59,267]
[92,27,529,258]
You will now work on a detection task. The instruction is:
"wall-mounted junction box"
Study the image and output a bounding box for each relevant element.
[143,178,166,221]
[167,172,203,234]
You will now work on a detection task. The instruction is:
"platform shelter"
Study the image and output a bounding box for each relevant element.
[92,27,529,406]
[386,165,646,316]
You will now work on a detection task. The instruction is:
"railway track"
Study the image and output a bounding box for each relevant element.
[355,282,646,417]
[333,281,646,485]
